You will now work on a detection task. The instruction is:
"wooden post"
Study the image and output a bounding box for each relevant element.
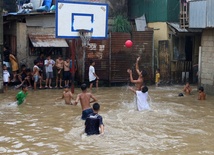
[69,39,76,93]
[82,46,86,83]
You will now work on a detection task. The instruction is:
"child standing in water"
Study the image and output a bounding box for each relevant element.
[198,86,206,100]
[3,64,10,92]
[85,103,104,136]
[127,57,146,90]
[89,60,99,91]
[183,82,192,95]
[155,69,160,87]
[74,83,97,120]
[16,85,28,105]
[129,86,150,111]
[56,86,74,105]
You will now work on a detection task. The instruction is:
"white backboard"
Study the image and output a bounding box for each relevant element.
[56,1,108,39]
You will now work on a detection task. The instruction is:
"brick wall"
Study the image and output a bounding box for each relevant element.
[201,29,214,95]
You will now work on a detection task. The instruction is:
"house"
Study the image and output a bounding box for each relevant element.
[128,0,201,84]
[186,0,214,95]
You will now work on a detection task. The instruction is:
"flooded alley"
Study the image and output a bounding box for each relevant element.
[0,85,213,154]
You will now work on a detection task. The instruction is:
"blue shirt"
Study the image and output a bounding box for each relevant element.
[85,113,103,135]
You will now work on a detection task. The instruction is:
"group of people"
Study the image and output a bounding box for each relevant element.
[2,49,76,92]
[183,82,206,100]
[6,55,207,136]
[15,82,104,136]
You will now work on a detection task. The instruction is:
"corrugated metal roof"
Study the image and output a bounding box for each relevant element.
[167,22,188,32]
[29,34,69,47]
[207,0,214,27]
[189,0,206,28]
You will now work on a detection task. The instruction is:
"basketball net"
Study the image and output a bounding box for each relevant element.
[78,29,93,47]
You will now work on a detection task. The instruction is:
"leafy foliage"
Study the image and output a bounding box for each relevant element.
[112,15,131,33]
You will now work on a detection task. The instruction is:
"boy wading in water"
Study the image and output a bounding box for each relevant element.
[85,103,104,136]
[74,83,97,120]
[56,86,74,105]
[198,86,206,100]
[183,82,192,95]
[89,60,99,91]
[127,57,146,90]
[129,86,150,111]
[16,85,28,105]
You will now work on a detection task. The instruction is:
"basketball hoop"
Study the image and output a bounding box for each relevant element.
[78,29,93,47]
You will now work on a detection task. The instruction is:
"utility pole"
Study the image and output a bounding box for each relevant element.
[0,0,3,93]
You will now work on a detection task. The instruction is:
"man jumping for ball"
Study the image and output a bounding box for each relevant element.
[127,57,147,90]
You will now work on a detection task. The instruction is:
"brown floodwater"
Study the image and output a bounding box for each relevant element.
[0,85,213,155]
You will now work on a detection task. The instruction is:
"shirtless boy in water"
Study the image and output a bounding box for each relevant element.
[56,86,74,105]
[198,86,206,100]
[127,57,146,90]
[183,82,192,95]
[74,83,97,120]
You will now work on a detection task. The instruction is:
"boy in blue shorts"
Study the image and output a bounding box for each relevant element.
[74,83,97,120]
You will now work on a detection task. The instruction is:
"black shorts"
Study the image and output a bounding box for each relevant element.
[89,78,97,84]
[3,82,8,86]
[64,71,71,80]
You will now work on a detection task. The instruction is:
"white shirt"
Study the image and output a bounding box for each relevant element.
[3,70,10,82]
[89,65,96,82]
[136,91,150,111]
[45,59,55,72]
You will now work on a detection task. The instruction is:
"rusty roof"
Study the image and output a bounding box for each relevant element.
[29,34,69,47]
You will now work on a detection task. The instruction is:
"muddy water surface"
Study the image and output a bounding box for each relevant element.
[0,85,214,154]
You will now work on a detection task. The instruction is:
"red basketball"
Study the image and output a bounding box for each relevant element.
[125,40,133,48]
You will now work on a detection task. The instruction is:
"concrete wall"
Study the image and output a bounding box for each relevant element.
[201,29,214,95]
[148,22,168,50]
[16,22,57,68]
[16,23,28,66]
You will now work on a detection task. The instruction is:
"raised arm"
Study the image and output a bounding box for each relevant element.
[127,69,141,84]
[136,57,141,76]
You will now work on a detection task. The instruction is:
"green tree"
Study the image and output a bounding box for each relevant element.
[112,15,131,33]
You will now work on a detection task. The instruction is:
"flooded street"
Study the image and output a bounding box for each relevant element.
[0,85,214,155]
